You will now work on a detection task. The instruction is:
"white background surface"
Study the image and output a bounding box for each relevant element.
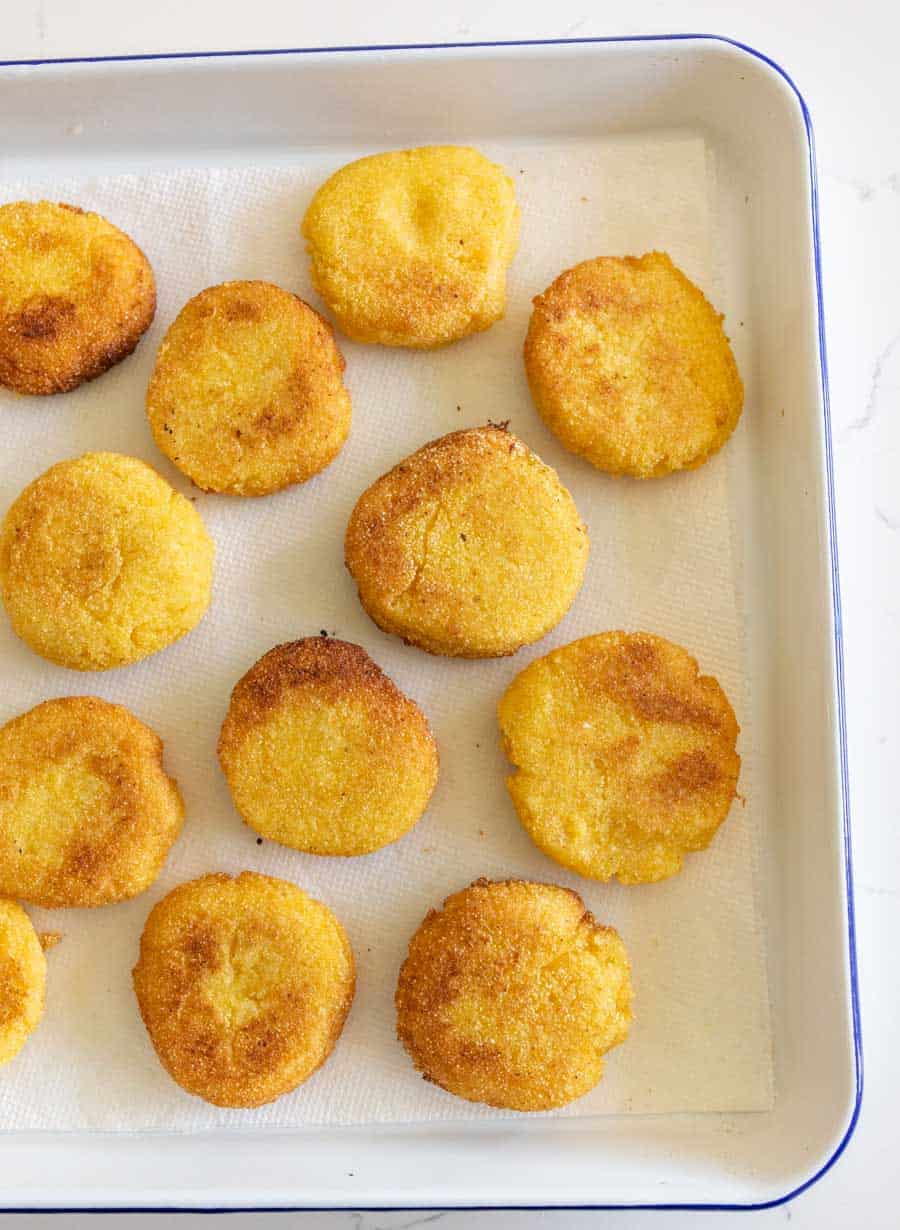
[0,0,891,1226]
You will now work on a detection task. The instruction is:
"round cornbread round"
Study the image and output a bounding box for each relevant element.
[0,200,156,395]
[344,425,589,658]
[218,638,438,856]
[395,878,632,1111]
[524,252,744,477]
[497,632,741,884]
[133,872,355,1108]
[0,452,214,670]
[0,697,184,908]
[146,281,352,496]
[0,898,46,1066]
[302,146,520,347]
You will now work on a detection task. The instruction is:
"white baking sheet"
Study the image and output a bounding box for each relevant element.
[0,132,773,1130]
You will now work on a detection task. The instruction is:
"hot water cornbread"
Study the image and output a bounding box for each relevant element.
[0,452,214,670]
[0,697,184,908]
[497,632,741,884]
[302,146,520,347]
[524,252,743,477]
[0,898,46,1066]
[0,200,156,395]
[218,638,438,856]
[133,872,355,1108]
[146,281,351,496]
[345,425,589,658]
[396,878,632,1111]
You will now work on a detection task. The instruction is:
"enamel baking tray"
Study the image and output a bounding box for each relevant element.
[0,35,860,1211]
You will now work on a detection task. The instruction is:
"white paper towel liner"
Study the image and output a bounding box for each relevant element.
[0,134,772,1129]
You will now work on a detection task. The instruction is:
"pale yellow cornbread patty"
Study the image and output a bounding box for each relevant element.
[345,425,588,658]
[302,145,520,347]
[0,452,214,670]
[396,878,632,1111]
[498,632,741,884]
[0,898,46,1066]
[0,696,184,908]
[133,872,355,1108]
[0,200,155,395]
[147,280,351,496]
[524,252,743,477]
[218,638,438,856]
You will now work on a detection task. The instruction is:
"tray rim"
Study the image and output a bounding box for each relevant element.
[0,31,861,1215]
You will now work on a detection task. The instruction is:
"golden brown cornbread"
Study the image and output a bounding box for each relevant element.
[218,638,438,856]
[0,696,184,908]
[396,878,632,1111]
[0,897,46,1066]
[0,200,156,395]
[146,281,351,496]
[0,452,214,670]
[133,872,355,1108]
[302,146,520,347]
[498,632,741,884]
[345,425,589,658]
[524,252,744,477]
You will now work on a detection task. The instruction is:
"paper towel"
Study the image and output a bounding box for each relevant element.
[0,133,773,1129]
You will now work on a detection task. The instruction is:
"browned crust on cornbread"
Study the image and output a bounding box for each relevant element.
[395,877,632,1111]
[0,201,156,395]
[524,252,743,477]
[218,638,438,856]
[146,281,351,496]
[498,632,741,884]
[133,871,355,1108]
[0,696,184,908]
[344,425,589,658]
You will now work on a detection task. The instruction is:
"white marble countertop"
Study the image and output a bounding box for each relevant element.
[0,0,892,1226]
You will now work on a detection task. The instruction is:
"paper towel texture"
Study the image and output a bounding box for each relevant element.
[0,134,773,1129]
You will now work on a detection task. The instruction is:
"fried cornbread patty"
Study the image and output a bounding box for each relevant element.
[0,200,156,395]
[0,697,184,908]
[396,878,632,1111]
[345,426,588,658]
[498,632,741,884]
[0,452,214,670]
[146,281,351,496]
[524,252,744,477]
[302,146,520,347]
[218,638,438,856]
[0,898,46,1066]
[133,872,355,1108]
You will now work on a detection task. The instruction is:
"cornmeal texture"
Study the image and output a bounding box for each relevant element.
[0,200,155,394]
[524,252,743,477]
[345,426,588,658]
[303,146,519,347]
[0,452,214,670]
[396,878,632,1111]
[0,898,46,1066]
[498,632,741,884]
[133,872,355,1108]
[147,281,351,496]
[0,697,184,908]
[218,638,438,856]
